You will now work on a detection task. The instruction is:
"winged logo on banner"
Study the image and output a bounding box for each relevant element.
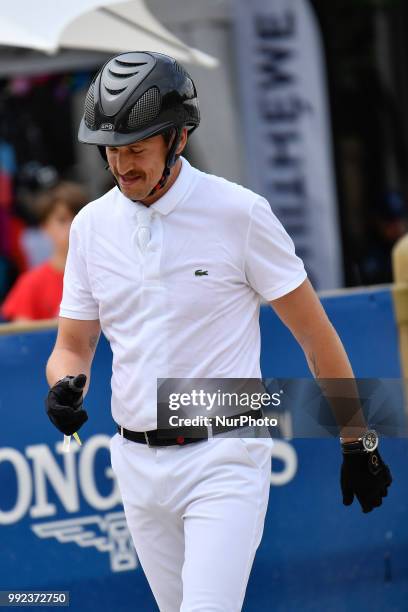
[31,511,137,573]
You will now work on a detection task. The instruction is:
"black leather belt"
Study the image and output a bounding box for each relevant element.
[116,409,264,447]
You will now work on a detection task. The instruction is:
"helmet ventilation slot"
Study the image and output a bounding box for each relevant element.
[127,87,161,129]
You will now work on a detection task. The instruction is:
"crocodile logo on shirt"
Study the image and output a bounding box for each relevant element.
[195,269,208,276]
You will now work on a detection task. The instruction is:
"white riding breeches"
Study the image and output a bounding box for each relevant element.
[110,432,273,612]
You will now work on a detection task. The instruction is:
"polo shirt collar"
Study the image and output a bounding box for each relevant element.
[118,156,194,216]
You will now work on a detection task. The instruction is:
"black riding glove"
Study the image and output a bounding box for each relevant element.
[341,447,392,513]
[45,374,88,436]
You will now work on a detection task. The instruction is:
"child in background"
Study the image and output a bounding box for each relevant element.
[1,182,88,322]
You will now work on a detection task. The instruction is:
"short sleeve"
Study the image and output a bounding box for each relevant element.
[245,197,307,301]
[59,217,99,320]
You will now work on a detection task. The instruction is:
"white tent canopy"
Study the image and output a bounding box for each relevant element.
[0,0,218,67]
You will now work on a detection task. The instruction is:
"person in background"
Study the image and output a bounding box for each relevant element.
[1,182,88,322]
[359,190,408,285]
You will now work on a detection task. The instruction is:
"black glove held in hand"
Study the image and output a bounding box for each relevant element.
[45,374,88,436]
[341,449,392,513]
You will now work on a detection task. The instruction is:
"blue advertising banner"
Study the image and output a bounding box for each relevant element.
[0,287,407,611]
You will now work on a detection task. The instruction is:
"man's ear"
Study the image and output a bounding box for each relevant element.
[176,127,188,155]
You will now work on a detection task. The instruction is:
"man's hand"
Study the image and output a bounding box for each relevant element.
[45,374,88,436]
[341,448,392,513]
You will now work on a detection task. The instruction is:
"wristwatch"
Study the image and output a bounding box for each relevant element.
[340,429,379,454]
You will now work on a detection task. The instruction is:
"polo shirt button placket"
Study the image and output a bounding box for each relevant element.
[144,213,162,283]
[134,208,159,283]
[136,208,152,256]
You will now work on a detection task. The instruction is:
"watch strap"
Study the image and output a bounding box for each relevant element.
[341,439,366,454]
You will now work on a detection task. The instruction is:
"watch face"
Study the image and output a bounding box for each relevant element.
[362,430,379,452]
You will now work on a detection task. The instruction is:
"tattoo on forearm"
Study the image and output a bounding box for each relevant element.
[89,334,99,352]
[308,352,320,377]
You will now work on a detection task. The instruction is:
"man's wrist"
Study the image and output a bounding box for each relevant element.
[341,439,367,454]
[340,429,379,453]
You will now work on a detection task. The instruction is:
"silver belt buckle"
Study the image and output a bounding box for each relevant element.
[120,425,124,437]
[144,431,151,447]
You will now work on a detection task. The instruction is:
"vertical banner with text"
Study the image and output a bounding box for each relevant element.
[234,0,342,289]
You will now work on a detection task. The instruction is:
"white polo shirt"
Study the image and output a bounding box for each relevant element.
[60,157,307,430]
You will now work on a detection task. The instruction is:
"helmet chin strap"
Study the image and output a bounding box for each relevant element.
[147,127,183,197]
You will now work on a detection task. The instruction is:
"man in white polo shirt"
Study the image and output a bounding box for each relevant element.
[45,52,392,611]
